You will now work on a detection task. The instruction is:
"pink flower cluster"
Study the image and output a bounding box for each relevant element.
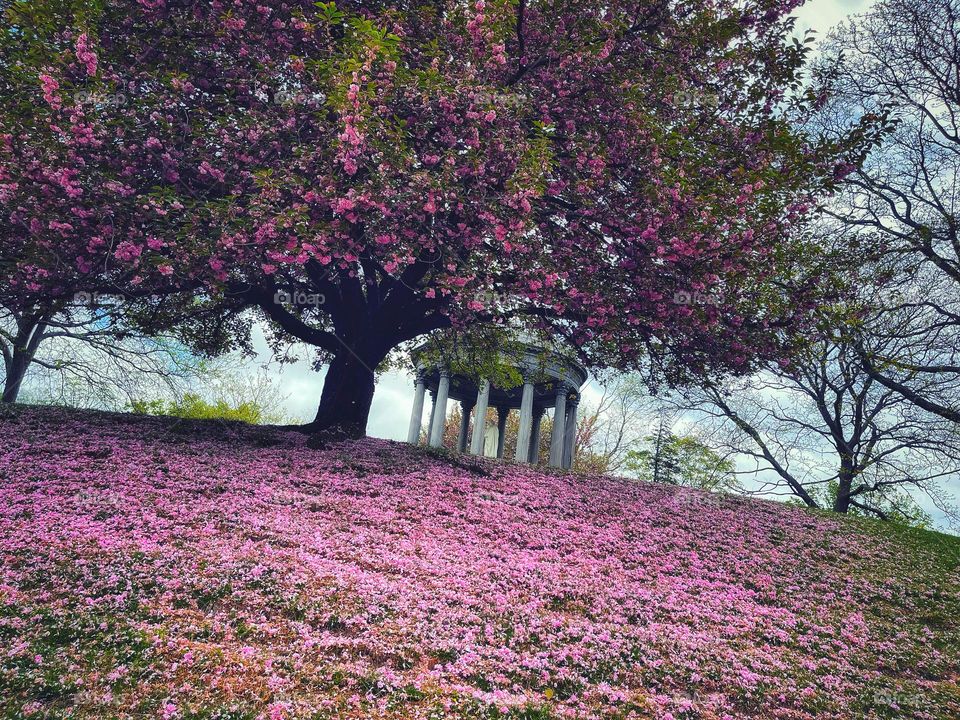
[0,406,956,719]
[74,33,99,77]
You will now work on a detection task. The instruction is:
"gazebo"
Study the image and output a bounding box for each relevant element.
[405,342,588,468]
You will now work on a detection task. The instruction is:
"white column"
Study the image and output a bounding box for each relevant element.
[457,400,473,453]
[470,379,491,455]
[428,371,450,448]
[549,384,568,467]
[426,388,438,443]
[496,407,508,458]
[562,395,579,469]
[514,378,535,462]
[406,372,427,444]
[529,407,545,463]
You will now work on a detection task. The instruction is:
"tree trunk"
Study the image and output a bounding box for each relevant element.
[303,346,383,438]
[652,421,664,484]
[2,353,30,403]
[2,313,47,404]
[833,457,855,514]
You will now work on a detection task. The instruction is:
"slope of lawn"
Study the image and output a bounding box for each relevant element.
[0,405,957,720]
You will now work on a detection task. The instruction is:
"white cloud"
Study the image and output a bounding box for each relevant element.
[794,0,875,37]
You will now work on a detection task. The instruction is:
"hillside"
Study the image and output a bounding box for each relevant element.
[0,406,957,720]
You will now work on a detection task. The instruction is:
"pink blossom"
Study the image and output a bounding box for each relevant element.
[197,161,225,183]
[0,406,951,720]
[113,241,142,262]
[38,73,62,110]
[75,33,99,76]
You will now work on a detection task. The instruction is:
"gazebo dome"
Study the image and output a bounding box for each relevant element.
[406,340,587,468]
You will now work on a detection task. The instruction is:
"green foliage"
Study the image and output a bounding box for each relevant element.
[314,1,345,25]
[509,125,555,196]
[127,363,291,425]
[2,0,106,65]
[410,326,539,392]
[129,393,275,425]
[347,15,401,54]
[626,422,739,492]
[824,481,931,529]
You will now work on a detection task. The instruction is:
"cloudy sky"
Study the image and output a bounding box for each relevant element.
[794,0,875,34]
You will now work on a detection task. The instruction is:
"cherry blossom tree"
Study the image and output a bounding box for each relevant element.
[1,0,861,434]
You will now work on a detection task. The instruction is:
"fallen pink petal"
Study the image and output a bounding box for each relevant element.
[0,406,956,719]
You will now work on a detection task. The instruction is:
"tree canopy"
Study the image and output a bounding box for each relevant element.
[1,0,860,433]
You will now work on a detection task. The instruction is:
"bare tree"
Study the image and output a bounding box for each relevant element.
[1,298,206,408]
[818,0,960,422]
[576,375,657,474]
[683,316,960,524]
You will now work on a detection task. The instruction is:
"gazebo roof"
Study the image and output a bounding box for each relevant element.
[412,341,587,410]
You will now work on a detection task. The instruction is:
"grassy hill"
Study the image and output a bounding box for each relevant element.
[0,405,957,720]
